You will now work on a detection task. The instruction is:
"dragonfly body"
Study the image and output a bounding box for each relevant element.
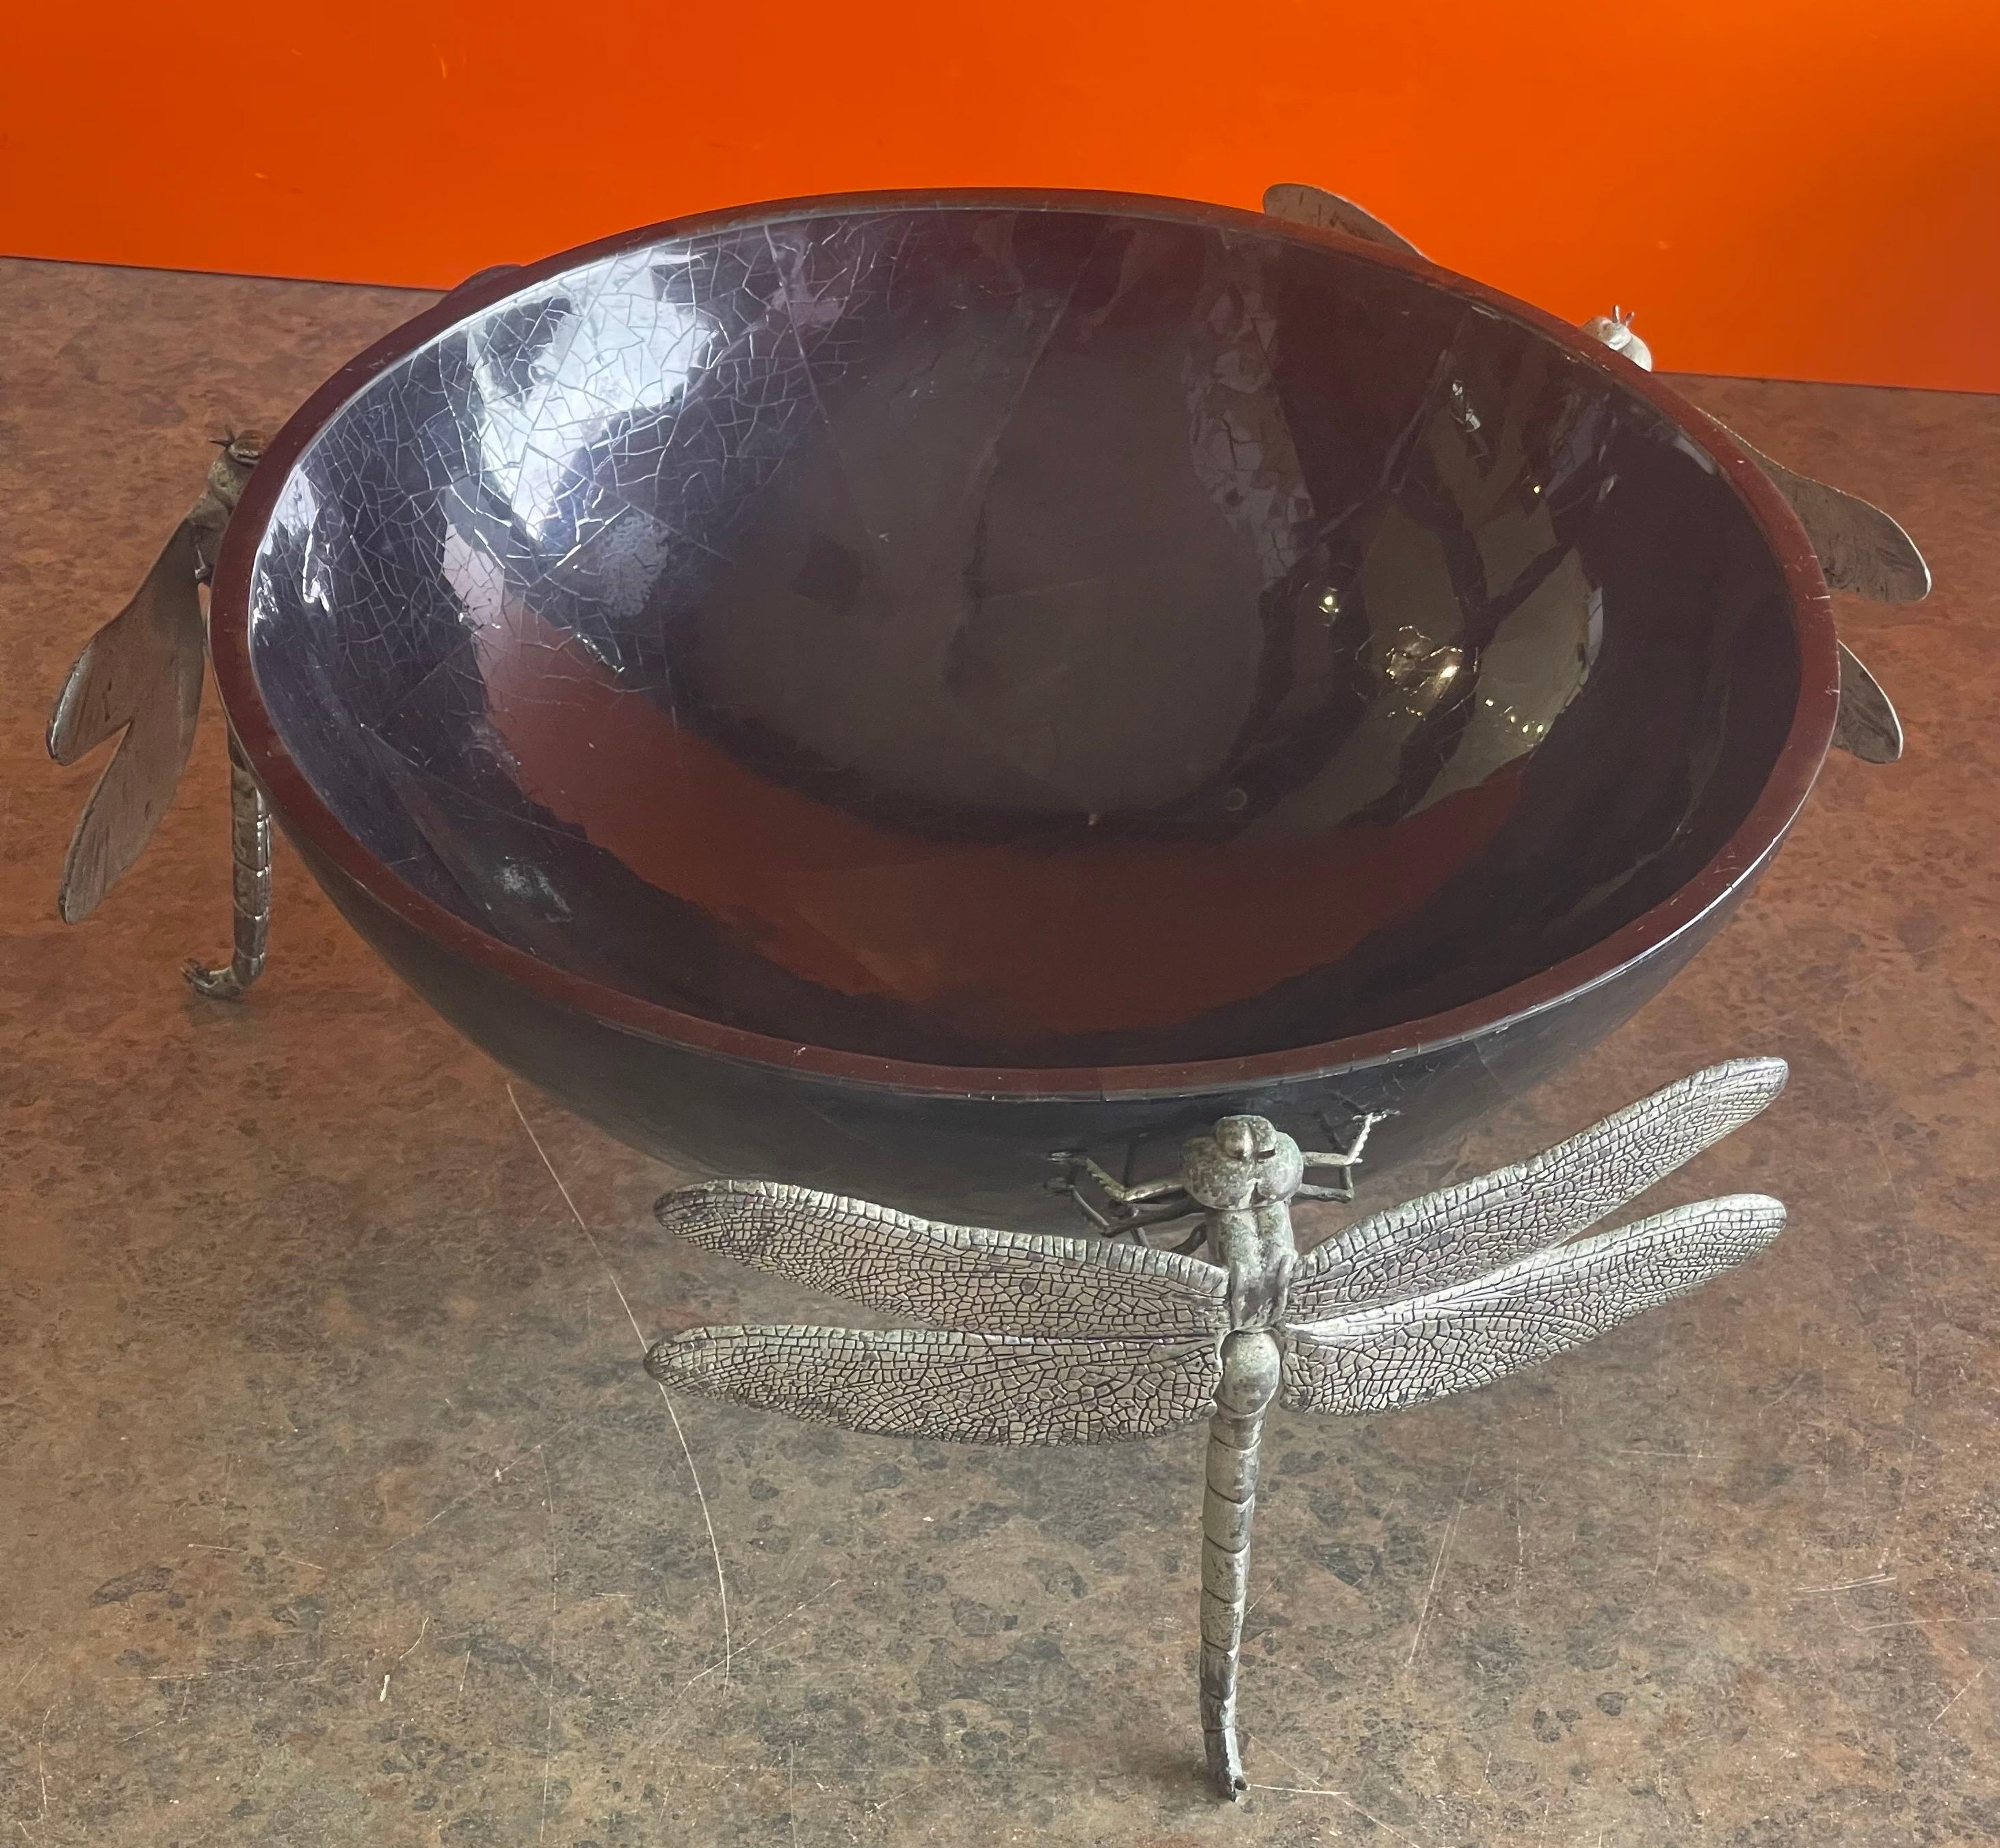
[49,434,276,995]
[647,1061,1792,1798]
[1181,1115,1308,1795]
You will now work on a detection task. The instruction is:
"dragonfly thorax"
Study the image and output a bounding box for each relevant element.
[1185,1117,1306,1331]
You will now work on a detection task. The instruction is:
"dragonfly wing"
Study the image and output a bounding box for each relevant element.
[1281,1193,1785,1416]
[1731,436,1931,606]
[1289,1059,1785,1319]
[1262,183,1427,259]
[1833,642,1904,765]
[48,520,208,923]
[646,1325,1222,1445]
[658,1180,1230,1338]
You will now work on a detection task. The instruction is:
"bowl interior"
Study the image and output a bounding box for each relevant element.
[245,202,1802,1068]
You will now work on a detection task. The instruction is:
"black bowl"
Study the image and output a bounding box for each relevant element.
[211,191,1836,1228]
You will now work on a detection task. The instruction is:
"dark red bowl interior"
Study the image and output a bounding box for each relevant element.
[229,198,1825,1073]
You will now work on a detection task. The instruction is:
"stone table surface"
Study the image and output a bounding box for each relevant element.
[2,255,1997,1848]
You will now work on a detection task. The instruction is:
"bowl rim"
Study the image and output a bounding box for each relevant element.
[209,186,1839,1103]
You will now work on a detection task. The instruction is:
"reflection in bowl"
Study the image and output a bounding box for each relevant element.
[211,194,1834,1225]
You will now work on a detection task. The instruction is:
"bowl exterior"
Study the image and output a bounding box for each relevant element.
[294,823,1763,1228]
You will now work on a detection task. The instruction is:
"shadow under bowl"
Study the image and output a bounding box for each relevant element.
[211,191,1836,1227]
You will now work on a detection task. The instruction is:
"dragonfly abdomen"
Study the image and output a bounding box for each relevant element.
[1200,1325,1281,1799]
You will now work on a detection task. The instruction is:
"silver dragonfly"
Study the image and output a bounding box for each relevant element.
[646,1057,1789,1798]
[1263,181,1927,763]
[46,432,272,997]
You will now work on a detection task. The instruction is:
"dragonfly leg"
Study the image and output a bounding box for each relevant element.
[184,732,272,1001]
[1200,1328,1280,1799]
[1297,1109,1395,1203]
[1049,1152,1186,1208]
[1135,1217,1211,1257]
[1103,1198,1207,1246]
[1047,1149,1200,1239]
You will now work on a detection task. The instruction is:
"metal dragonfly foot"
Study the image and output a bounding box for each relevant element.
[645,1058,1790,1800]
[49,434,275,994]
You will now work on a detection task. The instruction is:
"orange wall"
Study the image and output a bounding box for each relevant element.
[9,1,1997,391]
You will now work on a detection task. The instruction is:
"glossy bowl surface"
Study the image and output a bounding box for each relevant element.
[211,192,1836,1223]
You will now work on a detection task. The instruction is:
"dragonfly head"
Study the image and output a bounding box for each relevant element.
[1185,1116,1306,1209]
[205,430,269,514]
[1215,1116,1272,1161]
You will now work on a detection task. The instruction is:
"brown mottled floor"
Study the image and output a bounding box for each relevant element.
[3,255,1997,1847]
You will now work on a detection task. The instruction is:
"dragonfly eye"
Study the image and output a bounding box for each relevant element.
[1215,1119,1254,1159]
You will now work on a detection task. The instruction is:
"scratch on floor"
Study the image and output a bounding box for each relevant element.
[677,1578,845,1695]
[1933,1666,1986,1724]
[1509,1469,1531,1607]
[508,1084,733,1686]
[640,1575,849,1791]
[1406,1470,1472,1670]
[369,1434,549,1564]
[3,1654,44,1703]
[1253,1739,1430,1847]
[184,1543,327,1574]
[116,1658,317,1688]
[538,1446,560,1844]
[380,1615,431,1703]
[1850,1613,1997,1635]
